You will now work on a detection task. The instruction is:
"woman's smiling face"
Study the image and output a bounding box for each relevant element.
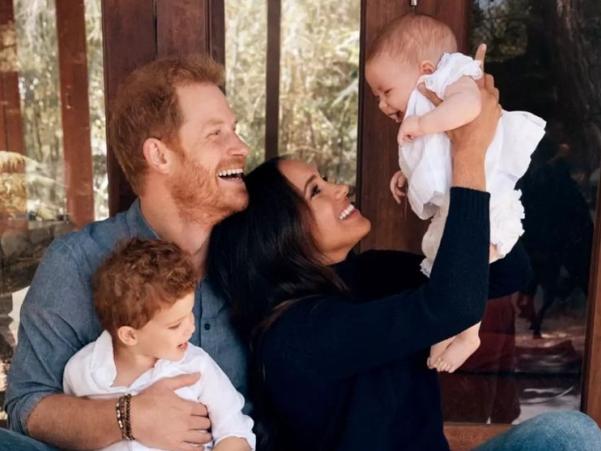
[278,159,371,264]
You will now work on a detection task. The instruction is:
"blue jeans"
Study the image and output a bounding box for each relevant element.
[0,411,599,450]
[0,428,57,451]
[475,411,601,451]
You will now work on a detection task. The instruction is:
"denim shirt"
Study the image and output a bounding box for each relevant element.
[4,200,249,435]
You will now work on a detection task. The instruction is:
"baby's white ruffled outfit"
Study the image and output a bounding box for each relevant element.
[398,52,546,275]
[63,331,256,451]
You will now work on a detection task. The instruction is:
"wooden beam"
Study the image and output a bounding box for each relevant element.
[157,0,207,57]
[156,0,225,63]
[583,175,601,425]
[55,0,94,228]
[0,0,24,154]
[101,0,156,215]
[357,0,470,254]
[208,0,225,66]
[265,0,281,160]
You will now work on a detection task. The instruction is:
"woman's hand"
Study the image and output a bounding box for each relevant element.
[418,44,501,190]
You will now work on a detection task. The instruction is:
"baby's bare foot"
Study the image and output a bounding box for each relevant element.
[427,338,454,369]
[432,334,481,373]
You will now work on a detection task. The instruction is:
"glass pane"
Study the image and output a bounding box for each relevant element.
[279,0,360,186]
[0,0,106,421]
[86,0,108,221]
[225,0,267,171]
[225,1,360,185]
[440,0,599,424]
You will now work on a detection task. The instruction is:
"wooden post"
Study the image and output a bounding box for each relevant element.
[208,0,225,67]
[265,0,281,160]
[101,0,156,215]
[358,0,470,253]
[583,176,601,425]
[55,0,95,228]
[157,0,208,57]
[0,0,25,154]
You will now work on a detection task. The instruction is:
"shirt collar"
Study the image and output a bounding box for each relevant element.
[90,330,119,387]
[125,199,159,240]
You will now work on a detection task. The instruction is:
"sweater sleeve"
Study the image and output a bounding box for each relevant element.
[488,241,532,299]
[263,188,490,380]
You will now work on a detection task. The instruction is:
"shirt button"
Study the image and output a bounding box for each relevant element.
[204,323,211,331]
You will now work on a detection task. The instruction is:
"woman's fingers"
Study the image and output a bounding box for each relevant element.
[483,74,500,102]
[474,43,487,72]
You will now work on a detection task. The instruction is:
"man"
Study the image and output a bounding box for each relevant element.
[3,55,248,451]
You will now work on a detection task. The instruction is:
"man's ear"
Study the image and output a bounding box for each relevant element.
[419,60,436,75]
[116,326,138,347]
[142,137,172,174]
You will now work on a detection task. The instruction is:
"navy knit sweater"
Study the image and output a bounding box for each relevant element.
[256,188,532,451]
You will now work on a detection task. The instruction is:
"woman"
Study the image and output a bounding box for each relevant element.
[208,76,601,450]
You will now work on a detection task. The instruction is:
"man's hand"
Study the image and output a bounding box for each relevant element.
[389,170,407,204]
[132,373,212,451]
[397,115,424,145]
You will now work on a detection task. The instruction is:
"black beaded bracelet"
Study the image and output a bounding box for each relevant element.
[124,394,134,440]
[115,394,135,441]
[115,396,126,439]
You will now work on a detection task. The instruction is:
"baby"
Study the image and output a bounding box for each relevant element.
[63,238,255,451]
[365,13,545,373]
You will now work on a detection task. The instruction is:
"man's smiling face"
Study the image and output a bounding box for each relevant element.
[166,83,250,225]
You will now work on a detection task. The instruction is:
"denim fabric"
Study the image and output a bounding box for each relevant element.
[0,428,58,451]
[476,411,601,451]
[4,200,248,435]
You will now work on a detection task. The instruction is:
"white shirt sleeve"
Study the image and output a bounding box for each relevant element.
[196,352,256,450]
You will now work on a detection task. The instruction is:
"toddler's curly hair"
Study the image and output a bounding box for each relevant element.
[93,238,198,337]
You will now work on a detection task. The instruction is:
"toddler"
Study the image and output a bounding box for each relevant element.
[63,238,255,451]
[365,13,545,373]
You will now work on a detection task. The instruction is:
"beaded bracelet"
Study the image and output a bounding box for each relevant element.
[115,394,135,441]
[124,394,134,440]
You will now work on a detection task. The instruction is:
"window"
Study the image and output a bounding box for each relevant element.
[225,0,360,186]
[0,0,105,421]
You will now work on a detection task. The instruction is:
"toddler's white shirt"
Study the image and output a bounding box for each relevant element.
[399,52,546,275]
[63,331,256,451]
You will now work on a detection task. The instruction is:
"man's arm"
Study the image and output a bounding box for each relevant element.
[27,395,120,449]
[5,239,99,438]
[28,374,211,450]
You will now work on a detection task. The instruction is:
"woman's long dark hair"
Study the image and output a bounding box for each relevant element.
[208,157,346,341]
[208,157,347,449]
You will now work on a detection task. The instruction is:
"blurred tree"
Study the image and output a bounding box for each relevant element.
[473,0,601,180]
[225,0,267,171]
[225,0,360,185]
[279,0,360,185]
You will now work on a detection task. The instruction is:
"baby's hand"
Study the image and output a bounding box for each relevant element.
[389,170,407,204]
[397,115,424,145]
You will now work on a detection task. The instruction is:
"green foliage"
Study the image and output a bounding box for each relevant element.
[14,0,64,208]
[85,0,108,220]
[225,0,268,171]
[472,0,530,61]
[279,1,360,186]
[225,0,360,186]
[11,0,107,221]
